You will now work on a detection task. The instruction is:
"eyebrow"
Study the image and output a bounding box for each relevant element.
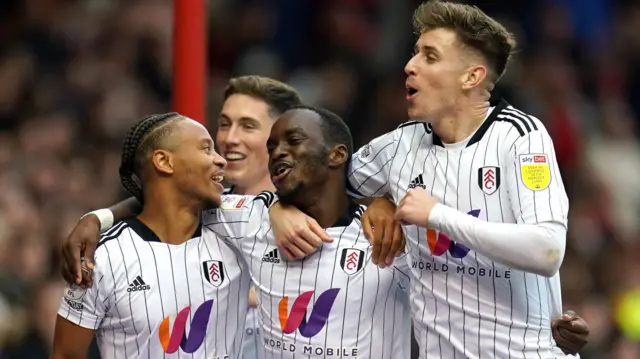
[218,114,260,123]
[414,44,440,55]
[284,127,306,136]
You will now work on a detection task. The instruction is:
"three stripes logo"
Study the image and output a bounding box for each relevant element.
[203,260,225,287]
[262,248,281,264]
[278,288,340,338]
[340,248,365,275]
[127,276,150,292]
[408,174,426,189]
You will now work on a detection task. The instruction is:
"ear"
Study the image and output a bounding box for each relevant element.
[151,149,174,175]
[461,64,488,90]
[328,144,348,168]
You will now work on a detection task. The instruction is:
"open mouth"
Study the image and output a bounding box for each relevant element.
[271,162,293,183]
[212,173,224,183]
[406,87,418,98]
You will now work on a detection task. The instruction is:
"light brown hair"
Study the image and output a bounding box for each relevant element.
[223,76,302,117]
[413,0,516,82]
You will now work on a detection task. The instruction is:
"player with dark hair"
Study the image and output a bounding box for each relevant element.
[52,113,251,359]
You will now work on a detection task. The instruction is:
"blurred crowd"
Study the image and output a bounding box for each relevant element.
[0,0,639,358]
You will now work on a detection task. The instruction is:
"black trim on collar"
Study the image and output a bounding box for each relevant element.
[332,201,363,228]
[125,218,202,243]
[431,98,509,148]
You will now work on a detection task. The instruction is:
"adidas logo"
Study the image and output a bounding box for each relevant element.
[262,248,281,264]
[127,276,150,292]
[408,174,426,189]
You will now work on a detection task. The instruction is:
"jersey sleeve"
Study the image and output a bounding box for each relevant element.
[504,125,569,228]
[202,191,276,244]
[347,130,398,198]
[57,252,112,330]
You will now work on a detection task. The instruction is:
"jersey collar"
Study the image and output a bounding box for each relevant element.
[125,217,202,243]
[432,98,509,148]
[331,201,362,228]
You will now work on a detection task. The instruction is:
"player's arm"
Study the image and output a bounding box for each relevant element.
[51,317,96,359]
[52,261,110,359]
[61,197,141,286]
[396,128,568,277]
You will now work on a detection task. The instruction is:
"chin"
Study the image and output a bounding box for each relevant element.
[275,182,305,206]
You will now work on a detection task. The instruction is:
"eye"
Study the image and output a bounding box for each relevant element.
[218,121,230,129]
[243,123,257,130]
[203,145,211,152]
[426,53,437,63]
[288,137,303,145]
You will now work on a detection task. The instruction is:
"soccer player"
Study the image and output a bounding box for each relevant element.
[267,1,586,358]
[216,75,302,359]
[52,113,251,359]
[205,106,412,358]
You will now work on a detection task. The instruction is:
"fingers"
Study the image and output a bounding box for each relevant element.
[59,248,77,285]
[370,223,383,266]
[377,222,393,267]
[361,214,373,242]
[308,220,332,243]
[386,224,404,265]
[396,235,406,257]
[555,317,590,335]
[70,243,84,285]
[562,310,577,321]
[554,327,585,355]
[279,245,296,261]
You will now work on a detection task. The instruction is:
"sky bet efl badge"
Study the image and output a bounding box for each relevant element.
[519,154,551,191]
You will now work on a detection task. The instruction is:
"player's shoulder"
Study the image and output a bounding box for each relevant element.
[96,221,131,250]
[491,99,547,138]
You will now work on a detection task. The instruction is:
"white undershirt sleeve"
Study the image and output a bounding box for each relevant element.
[428,203,566,277]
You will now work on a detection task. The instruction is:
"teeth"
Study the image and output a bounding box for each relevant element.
[225,153,246,160]
[213,176,224,182]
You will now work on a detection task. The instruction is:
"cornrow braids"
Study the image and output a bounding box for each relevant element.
[119,112,182,201]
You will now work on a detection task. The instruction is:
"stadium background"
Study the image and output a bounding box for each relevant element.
[0,0,638,358]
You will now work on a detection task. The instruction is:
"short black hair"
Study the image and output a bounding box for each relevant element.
[290,105,354,158]
[119,112,183,201]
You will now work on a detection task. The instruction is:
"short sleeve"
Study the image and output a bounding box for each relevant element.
[57,254,112,330]
[504,125,569,228]
[202,191,276,245]
[347,130,398,198]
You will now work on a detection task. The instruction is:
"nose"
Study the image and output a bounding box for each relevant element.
[405,56,417,76]
[223,124,241,146]
[270,143,288,162]
[213,150,227,169]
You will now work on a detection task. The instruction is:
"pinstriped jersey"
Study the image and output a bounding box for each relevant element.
[203,193,412,359]
[347,99,571,359]
[223,186,266,359]
[58,216,251,359]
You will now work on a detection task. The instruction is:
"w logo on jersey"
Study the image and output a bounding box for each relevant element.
[340,248,364,275]
[426,210,481,258]
[203,260,225,287]
[158,299,213,354]
[278,288,340,338]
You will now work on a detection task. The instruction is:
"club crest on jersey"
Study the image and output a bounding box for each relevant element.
[220,195,246,210]
[340,248,365,275]
[203,260,225,287]
[519,154,551,191]
[478,166,501,195]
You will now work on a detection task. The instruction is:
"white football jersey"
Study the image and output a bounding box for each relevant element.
[203,193,412,359]
[58,216,251,359]
[347,99,572,359]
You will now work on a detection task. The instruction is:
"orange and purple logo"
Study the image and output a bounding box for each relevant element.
[158,299,213,354]
[278,288,340,338]
[426,209,480,259]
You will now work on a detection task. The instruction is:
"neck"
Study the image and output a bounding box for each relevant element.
[232,174,276,195]
[137,185,202,245]
[298,179,349,228]
[433,93,491,144]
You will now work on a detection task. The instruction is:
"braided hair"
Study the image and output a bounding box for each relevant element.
[119,112,182,202]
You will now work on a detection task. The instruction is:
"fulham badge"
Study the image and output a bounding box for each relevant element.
[478,166,501,195]
[340,248,365,275]
[203,260,225,287]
